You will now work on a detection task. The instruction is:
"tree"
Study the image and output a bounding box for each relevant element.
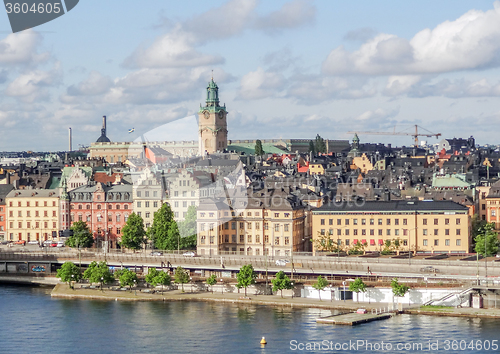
[150,203,181,250]
[236,264,257,296]
[272,270,293,298]
[156,271,171,294]
[120,212,146,250]
[145,268,161,287]
[349,278,367,303]
[66,221,94,248]
[83,261,114,290]
[255,139,264,157]
[348,241,367,255]
[312,276,328,301]
[314,134,327,154]
[145,268,171,293]
[56,261,81,289]
[308,140,316,155]
[313,232,343,253]
[174,266,190,292]
[117,268,138,291]
[474,222,499,257]
[391,278,409,305]
[206,274,217,294]
[177,205,197,249]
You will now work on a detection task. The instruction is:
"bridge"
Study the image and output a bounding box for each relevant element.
[1,249,499,287]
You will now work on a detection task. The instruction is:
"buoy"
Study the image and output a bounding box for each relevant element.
[260,337,267,345]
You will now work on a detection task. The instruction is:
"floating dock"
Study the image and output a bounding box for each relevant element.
[316,312,393,326]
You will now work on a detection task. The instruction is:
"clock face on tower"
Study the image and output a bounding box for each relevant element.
[218,111,224,119]
[204,111,209,119]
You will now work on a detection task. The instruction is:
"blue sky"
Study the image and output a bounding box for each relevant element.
[1,0,500,150]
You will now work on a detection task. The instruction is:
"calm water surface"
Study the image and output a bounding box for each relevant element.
[1,285,500,353]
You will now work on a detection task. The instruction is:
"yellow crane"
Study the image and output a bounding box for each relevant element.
[347,125,441,147]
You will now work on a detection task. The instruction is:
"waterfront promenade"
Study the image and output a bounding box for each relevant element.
[51,284,500,319]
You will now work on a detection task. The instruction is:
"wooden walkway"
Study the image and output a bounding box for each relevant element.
[316,312,394,326]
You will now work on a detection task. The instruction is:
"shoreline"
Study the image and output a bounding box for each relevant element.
[51,284,500,319]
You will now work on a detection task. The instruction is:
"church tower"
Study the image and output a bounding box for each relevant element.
[198,77,227,155]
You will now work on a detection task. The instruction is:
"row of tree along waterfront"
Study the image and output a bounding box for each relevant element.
[57,261,410,302]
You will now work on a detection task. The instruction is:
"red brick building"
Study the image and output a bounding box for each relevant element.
[69,182,133,249]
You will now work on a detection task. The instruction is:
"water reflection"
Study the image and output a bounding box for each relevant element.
[1,285,500,353]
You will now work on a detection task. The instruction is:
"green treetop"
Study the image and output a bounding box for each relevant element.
[174,266,190,292]
[56,261,81,289]
[66,221,94,248]
[83,261,114,288]
[206,274,217,294]
[236,264,257,296]
[150,203,181,250]
[272,270,293,298]
[349,278,367,303]
[255,140,264,157]
[177,205,197,249]
[120,212,146,250]
[474,222,499,257]
[312,275,329,301]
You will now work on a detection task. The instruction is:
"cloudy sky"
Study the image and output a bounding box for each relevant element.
[1,0,500,151]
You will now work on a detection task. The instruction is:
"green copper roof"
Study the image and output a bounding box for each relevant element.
[228,143,286,155]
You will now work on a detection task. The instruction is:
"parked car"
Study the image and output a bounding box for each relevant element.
[43,240,53,247]
[275,259,290,267]
[420,266,440,273]
[56,241,65,247]
[50,242,58,247]
[28,240,40,245]
[14,240,26,245]
[150,251,163,256]
[183,251,196,257]
[0,240,11,245]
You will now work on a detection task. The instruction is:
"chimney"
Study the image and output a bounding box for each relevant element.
[69,127,72,152]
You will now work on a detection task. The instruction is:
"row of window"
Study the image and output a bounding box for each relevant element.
[199,211,291,218]
[70,214,129,223]
[10,221,56,229]
[173,191,196,197]
[73,193,130,201]
[136,191,159,197]
[72,204,129,210]
[9,200,56,207]
[136,201,159,208]
[212,234,292,246]
[173,201,196,208]
[9,210,55,218]
[320,228,461,236]
[320,217,462,226]
[329,238,462,247]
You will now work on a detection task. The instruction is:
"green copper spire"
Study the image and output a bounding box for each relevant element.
[199,75,226,113]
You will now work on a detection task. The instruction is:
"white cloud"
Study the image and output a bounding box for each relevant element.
[5,63,62,103]
[384,75,423,96]
[0,30,50,66]
[66,71,114,96]
[254,0,316,33]
[237,67,286,100]
[323,2,500,76]
[123,30,224,69]
[355,107,400,122]
[287,75,377,104]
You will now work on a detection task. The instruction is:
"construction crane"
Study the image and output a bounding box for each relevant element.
[347,125,441,147]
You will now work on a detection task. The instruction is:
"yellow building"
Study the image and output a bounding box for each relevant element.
[6,189,63,242]
[196,189,310,256]
[312,200,470,255]
[351,153,373,174]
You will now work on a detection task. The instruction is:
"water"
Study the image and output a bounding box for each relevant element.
[1,285,500,353]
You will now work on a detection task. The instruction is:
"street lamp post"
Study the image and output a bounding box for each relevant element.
[101,277,104,292]
[134,279,137,295]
